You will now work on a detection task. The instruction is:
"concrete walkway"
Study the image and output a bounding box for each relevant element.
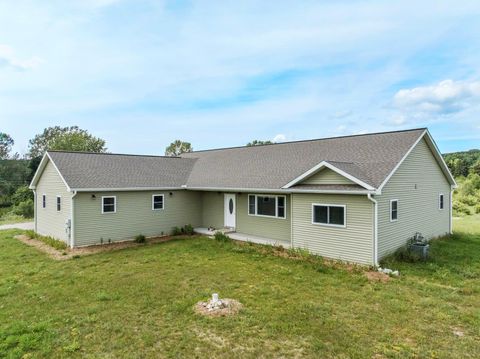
[195,227,291,248]
[0,222,34,231]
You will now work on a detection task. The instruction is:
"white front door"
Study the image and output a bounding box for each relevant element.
[224,194,236,228]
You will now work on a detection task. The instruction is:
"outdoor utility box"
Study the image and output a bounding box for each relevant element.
[409,243,430,260]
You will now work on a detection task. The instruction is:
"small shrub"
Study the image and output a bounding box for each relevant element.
[172,226,182,236]
[214,231,231,242]
[134,234,146,243]
[11,199,34,218]
[475,204,480,214]
[183,224,194,235]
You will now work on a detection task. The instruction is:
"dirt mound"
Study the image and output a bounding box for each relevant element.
[194,299,243,317]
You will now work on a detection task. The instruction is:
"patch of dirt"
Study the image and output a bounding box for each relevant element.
[194,299,243,317]
[14,234,195,260]
[15,234,72,260]
[452,327,465,337]
[365,271,391,283]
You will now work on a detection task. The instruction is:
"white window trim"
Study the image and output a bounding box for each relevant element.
[311,203,347,228]
[152,194,165,211]
[390,199,398,222]
[101,196,116,214]
[56,195,61,212]
[42,194,46,209]
[438,193,444,210]
[247,194,286,219]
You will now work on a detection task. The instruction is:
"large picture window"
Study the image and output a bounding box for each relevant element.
[248,194,286,219]
[152,194,164,210]
[312,204,346,227]
[102,196,116,214]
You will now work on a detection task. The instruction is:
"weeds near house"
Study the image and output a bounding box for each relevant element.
[213,231,231,242]
[25,230,68,250]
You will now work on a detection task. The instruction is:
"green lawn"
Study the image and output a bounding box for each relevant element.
[1,222,479,358]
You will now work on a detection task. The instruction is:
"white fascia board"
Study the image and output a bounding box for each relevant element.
[423,130,457,188]
[377,129,457,192]
[281,161,375,191]
[29,152,71,192]
[377,130,427,192]
[29,153,48,189]
[73,187,185,192]
[185,186,373,195]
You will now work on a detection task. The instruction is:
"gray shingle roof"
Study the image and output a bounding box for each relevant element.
[47,151,196,189]
[181,128,426,189]
[42,128,428,191]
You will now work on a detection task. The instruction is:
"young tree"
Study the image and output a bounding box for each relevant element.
[246,140,274,147]
[0,132,14,159]
[165,140,193,156]
[27,126,107,159]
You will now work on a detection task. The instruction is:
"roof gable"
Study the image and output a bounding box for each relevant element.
[301,168,355,185]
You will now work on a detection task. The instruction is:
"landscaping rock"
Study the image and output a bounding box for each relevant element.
[195,294,242,317]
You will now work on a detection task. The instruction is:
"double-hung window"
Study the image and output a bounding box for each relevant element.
[56,196,61,211]
[248,194,286,219]
[152,194,164,210]
[390,199,398,222]
[102,196,116,214]
[439,194,444,210]
[42,194,46,208]
[312,204,346,227]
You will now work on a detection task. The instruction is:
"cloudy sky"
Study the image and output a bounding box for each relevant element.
[1,0,480,156]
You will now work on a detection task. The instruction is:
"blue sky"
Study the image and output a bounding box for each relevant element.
[1,0,480,156]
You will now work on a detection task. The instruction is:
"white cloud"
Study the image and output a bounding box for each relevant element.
[0,44,42,71]
[394,79,480,115]
[272,134,287,142]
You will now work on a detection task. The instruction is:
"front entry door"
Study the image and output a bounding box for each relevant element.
[224,194,236,228]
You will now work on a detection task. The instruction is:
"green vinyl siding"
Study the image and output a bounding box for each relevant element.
[236,194,291,242]
[302,168,355,185]
[35,160,72,243]
[376,138,451,259]
[292,193,374,264]
[73,190,202,247]
[201,192,224,229]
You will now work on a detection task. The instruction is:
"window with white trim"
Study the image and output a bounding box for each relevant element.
[439,193,444,210]
[56,196,61,211]
[102,196,116,214]
[390,199,398,222]
[152,194,164,210]
[248,194,286,218]
[42,194,46,208]
[312,204,346,227]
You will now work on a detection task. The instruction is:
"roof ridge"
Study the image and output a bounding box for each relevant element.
[184,127,427,154]
[47,150,185,159]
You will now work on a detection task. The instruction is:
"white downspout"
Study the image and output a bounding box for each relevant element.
[33,190,37,232]
[450,186,454,234]
[70,190,77,249]
[367,193,378,266]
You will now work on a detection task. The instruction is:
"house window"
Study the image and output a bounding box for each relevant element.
[102,196,116,214]
[248,194,286,219]
[152,194,164,210]
[390,199,398,222]
[312,204,346,227]
[439,193,444,210]
[42,195,46,208]
[56,196,61,211]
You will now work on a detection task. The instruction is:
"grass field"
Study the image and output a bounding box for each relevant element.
[0,219,479,358]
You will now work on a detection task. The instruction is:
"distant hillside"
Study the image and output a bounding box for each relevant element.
[443,149,480,177]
